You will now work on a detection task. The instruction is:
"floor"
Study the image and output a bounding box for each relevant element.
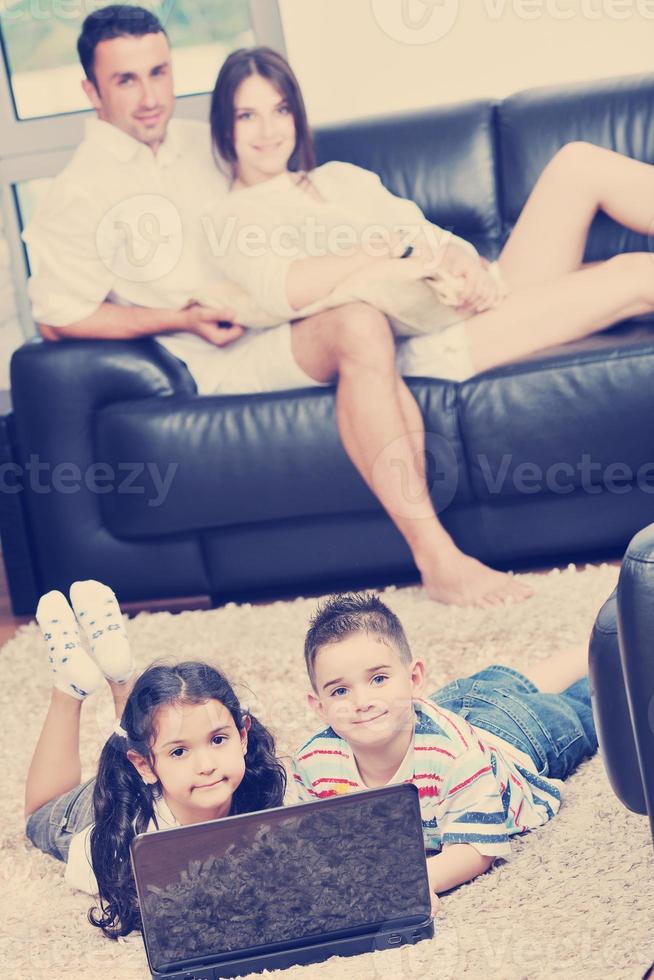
[0,559,213,647]
[0,553,621,649]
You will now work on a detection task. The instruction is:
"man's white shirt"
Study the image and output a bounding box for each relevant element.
[22,115,231,382]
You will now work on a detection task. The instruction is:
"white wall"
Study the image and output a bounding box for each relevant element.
[280,0,654,124]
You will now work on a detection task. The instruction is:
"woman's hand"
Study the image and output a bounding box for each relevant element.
[420,240,502,314]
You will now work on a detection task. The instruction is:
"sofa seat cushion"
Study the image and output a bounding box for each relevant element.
[460,321,654,502]
[95,382,471,540]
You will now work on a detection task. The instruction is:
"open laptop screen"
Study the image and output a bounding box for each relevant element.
[131,783,431,975]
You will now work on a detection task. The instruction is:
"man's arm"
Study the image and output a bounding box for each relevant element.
[427,845,494,895]
[38,301,245,347]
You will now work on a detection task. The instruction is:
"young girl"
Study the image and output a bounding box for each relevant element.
[24,581,286,940]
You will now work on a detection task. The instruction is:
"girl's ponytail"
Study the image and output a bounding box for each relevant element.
[88,733,155,939]
[232,711,287,814]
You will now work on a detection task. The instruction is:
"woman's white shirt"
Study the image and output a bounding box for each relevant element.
[205,161,476,321]
[65,792,180,896]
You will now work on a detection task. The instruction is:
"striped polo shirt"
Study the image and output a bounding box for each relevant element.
[291,697,563,859]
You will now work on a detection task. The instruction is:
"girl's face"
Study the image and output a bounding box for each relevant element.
[129,698,249,826]
[231,73,296,186]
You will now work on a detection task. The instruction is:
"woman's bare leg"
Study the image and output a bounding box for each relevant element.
[499,141,654,289]
[521,647,588,693]
[466,252,654,374]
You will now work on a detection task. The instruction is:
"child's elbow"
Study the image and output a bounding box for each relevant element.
[479,853,495,872]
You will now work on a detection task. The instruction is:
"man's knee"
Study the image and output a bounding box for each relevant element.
[325,303,395,361]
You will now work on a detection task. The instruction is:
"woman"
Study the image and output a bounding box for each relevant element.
[207,46,654,381]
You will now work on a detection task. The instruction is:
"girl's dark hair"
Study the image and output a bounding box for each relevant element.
[77,4,167,90]
[210,46,316,178]
[88,660,286,940]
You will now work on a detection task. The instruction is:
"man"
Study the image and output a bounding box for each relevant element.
[23,5,532,608]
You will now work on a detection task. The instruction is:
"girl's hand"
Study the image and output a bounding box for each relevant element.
[422,241,502,313]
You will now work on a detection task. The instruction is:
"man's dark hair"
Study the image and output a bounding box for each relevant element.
[304,593,412,690]
[77,4,167,90]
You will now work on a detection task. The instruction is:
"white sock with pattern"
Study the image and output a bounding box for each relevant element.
[69,580,135,684]
[36,590,104,700]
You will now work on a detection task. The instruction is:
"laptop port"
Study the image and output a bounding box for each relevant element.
[388,934,403,945]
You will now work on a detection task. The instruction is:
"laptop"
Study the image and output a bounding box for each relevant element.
[130,783,435,979]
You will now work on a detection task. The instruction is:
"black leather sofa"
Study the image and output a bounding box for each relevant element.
[5,71,654,614]
[589,522,654,849]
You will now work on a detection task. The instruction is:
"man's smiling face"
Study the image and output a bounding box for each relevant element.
[82,31,175,152]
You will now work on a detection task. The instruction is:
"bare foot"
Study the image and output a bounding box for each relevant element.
[419,547,534,608]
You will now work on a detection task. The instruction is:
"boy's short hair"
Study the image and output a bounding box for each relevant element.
[304,593,412,689]
[77,4,167,90]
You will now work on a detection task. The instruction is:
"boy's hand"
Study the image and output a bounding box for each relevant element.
[426,845,494,899]
[427,858,442,916]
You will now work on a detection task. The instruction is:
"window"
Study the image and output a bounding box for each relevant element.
[0,0,285,339]
[1,0,258,120]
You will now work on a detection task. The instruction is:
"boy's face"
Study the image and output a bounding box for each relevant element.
[308,633,425,751]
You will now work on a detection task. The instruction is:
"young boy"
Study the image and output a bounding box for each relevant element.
[292,593,598,909]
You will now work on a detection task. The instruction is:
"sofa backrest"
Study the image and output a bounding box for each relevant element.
[315,71,654,263]
[314,100,502,257]
[498,71,654,261]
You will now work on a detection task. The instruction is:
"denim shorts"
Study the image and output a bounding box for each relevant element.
[430,664,598,780]
[25,776,97,863]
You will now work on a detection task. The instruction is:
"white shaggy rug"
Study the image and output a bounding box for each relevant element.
[2,564,654,980]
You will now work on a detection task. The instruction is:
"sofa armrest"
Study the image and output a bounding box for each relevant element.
[616,523,654,842]
[11,337,196,417]
[589,589,647,815]
[4,338,210,607]
[10,336,196,486]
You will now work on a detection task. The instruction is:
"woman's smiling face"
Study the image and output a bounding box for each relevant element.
[129,698,249,825]
[232,73,297,185]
